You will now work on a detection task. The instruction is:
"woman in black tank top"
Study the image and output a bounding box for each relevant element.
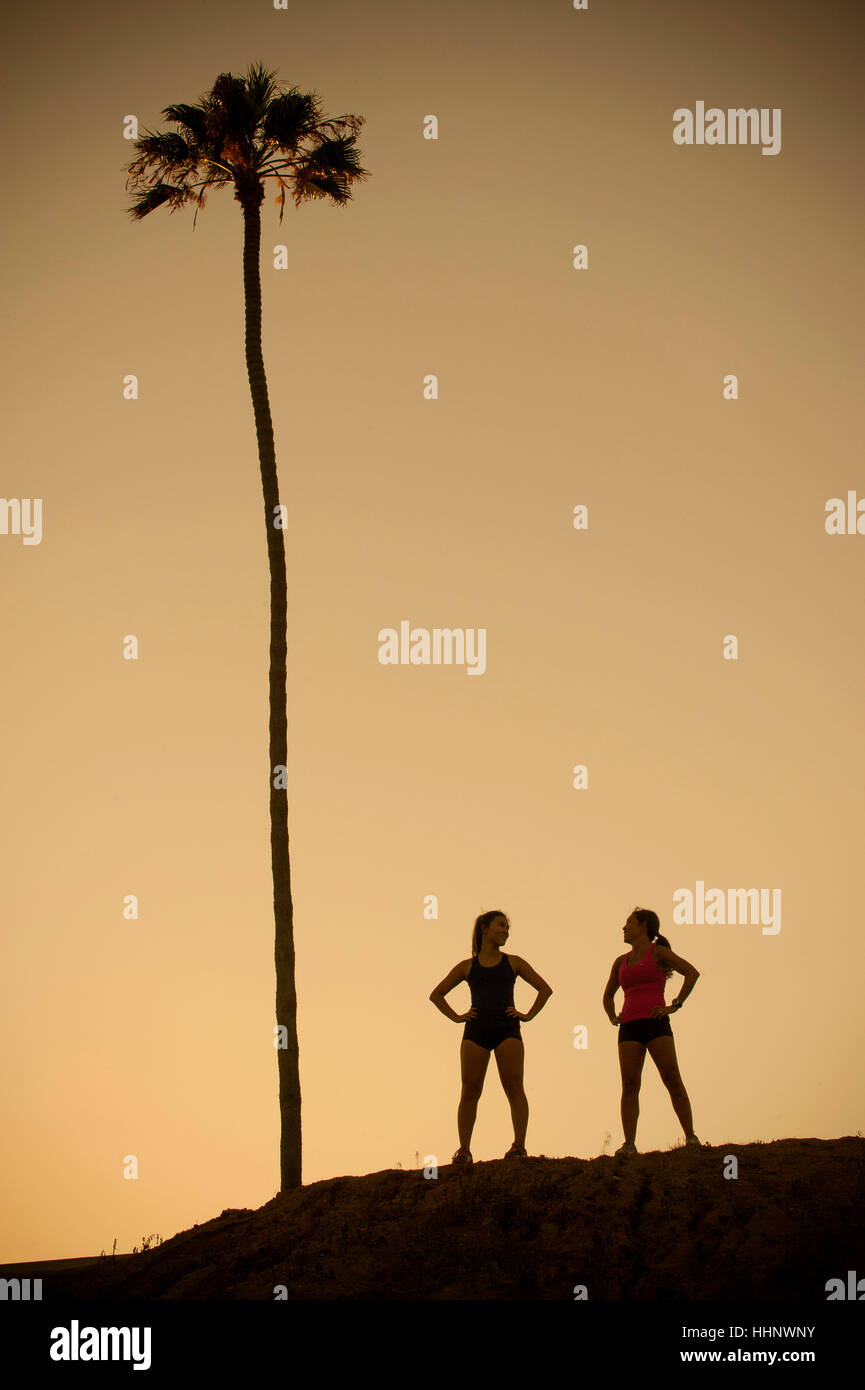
[429,909,552,1164]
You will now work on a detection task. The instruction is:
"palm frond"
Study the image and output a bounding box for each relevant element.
[126,181,197,220]
[290,167,352,207]
[272,175,289,225]
[286,135,369,206]
[316,111,365,139]
[162,102,211,147]
[314,133,368,180]
[243,61,280,122]
[206,71,257,158]
[128,130,199,173]
[261,88,321,152]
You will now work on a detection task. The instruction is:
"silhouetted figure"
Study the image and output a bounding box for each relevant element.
[603,907,702,1155]
[430,910,552,1163]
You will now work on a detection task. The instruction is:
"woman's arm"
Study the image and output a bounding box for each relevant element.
[429,960,474,1022]
[507,956,553,1021]
[602,955,625,1024]
[651,945,700,1017]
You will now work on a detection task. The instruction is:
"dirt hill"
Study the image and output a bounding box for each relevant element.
[10,1137,864,1300]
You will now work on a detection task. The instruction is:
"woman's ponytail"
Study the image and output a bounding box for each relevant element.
[633,908,674,979]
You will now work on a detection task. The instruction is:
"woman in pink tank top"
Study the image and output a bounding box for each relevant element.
[602,907,702,1156]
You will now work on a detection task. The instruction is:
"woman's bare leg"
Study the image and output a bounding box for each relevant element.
[647,1035,695,1137]
[458,1039,491,1149]
[618,1040,646,1143]
[494,1037,528,1147]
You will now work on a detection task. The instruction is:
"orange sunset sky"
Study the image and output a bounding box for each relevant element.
[1,0,863,1262]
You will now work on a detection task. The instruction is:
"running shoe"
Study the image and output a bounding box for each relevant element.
[685,1134,703,1147]
[504,1143,528,1158]
[615,1140,638,1156]
[451,1146,473,1164]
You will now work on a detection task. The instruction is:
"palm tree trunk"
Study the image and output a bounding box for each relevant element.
[237,176,301,1191]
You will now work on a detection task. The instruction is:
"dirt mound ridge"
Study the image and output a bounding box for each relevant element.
[18,1137,864,1300]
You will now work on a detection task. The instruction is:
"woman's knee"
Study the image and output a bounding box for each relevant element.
[501,1080,526,1102]
[460,1082,484,1102]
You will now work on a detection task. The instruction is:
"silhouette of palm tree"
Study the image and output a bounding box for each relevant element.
[125,62,369,1190]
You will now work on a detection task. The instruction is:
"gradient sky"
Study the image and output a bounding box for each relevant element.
[1,0,863,1262]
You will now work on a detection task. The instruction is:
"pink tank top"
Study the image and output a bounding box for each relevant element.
[618,947,666,1022]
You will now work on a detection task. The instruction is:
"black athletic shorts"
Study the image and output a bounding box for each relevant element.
[463,1019,521,1051]
[618,1016,673,1045]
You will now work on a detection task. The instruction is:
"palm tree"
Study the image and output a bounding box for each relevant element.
[125,62,368,1190]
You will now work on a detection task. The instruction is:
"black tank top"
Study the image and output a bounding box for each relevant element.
[468,952,516,1017]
